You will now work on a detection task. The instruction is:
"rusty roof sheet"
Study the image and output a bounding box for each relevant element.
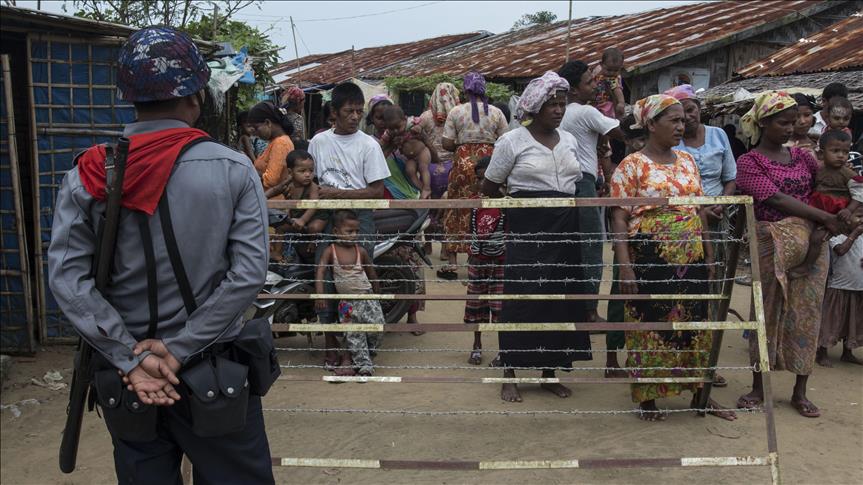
[701,69,863,117]
[0,5,218,50]
[736,12,863,77]
[272,32,490,88]
[365,0,836,80]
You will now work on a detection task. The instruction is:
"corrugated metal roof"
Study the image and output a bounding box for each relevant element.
[0,5,218,50]
[1,5,136,38]
[736,12,863,77]
[364,0,838,80]
[701,69,863,117]
[273,32,490,88]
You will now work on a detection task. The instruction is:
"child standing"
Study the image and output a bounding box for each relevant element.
[790,130,863,278]
[816,231,863,367]
[315,210,385,376]
[463,157,505,365]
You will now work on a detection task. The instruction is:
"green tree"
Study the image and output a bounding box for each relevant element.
[186,15,279,109]
[63,1,257,29]
[512,10,558,29]
[64,1,276,110]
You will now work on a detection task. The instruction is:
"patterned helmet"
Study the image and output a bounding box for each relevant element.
[116,27,210,102]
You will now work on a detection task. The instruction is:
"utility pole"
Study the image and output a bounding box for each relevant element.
[351,45,356,79]
[565,0,573,63]
[290,16,301,77]
[212,4,219,40]
[290,15,307,133]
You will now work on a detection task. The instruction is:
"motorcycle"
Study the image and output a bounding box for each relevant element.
[249,208,431,331]
[371,208,432,323]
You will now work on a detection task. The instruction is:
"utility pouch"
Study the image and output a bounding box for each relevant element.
[232,317,280,396]
[181,355,249,438]
[93,368,158,442]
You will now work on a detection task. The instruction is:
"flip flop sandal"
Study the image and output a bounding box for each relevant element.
[436,269,458,281]
[468,350,482,365]
[736,395,763,409]
[791,399,821,418]
[638,409,667,422]
[713,374,728,387]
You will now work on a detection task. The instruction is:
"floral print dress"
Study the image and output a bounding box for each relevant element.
[610,150,712,403]
[441,103,508,253]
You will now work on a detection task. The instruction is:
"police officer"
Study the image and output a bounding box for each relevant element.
[48,27,274,484]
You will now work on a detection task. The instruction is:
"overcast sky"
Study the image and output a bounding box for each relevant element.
[18,1,700,62]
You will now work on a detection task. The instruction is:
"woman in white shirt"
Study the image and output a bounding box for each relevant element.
[482,71,591,403]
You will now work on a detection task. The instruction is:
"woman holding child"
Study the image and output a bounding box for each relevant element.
[609,94,735,422]
[365,95,428,327]
[735,91,843,418]
[482,71,590,403]
[248,101,295,198]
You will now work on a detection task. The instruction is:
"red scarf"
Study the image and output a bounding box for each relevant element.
[78,128,209,215]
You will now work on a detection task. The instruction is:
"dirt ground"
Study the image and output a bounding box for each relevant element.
[1,248,861,485]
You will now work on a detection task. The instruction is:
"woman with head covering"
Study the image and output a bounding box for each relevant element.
[439,72,509,279]
[786,92,818,158]
[282,86,307,142]
[665,86,737,372]
[735,91,842,418]
[482,71,589,403]
[415,82,460,259]
[609,94,736,422]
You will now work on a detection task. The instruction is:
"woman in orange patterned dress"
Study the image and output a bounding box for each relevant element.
[610,94,735,422]
[439,72,508,279]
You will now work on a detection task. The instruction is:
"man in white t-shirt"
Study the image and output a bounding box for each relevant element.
[558,60,625,324]
[558,60,635,376]
[308,82,390,364]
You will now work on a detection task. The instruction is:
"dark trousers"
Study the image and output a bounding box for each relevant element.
[111,395,274,485]
[575,173,602,312]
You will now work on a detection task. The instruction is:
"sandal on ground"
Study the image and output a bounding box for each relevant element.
[436,266,458,280]
[408,321,425,336]
[712,374,728,387]
[468,350,482,365]
[736,394,763,409]
[791,398,820,418]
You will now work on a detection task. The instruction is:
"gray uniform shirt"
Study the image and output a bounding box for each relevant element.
[48,119,268,374]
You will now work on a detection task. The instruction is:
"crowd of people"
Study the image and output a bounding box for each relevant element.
[241,54,861,421]
[45,25,861,483]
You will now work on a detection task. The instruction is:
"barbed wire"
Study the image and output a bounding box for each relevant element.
[276,347,710,354]
[267,261,727,269]
[280,363,754,372]
[271,231,734,237]
[262,276,738,285]
[263,407,761,417]
[272,236,744,245]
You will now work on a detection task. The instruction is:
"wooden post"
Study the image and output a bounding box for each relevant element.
[696,205,745,411]
[212,4,219,40]
[565,0,573,63]
[2,54,35,352]
[25,35,47,342]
